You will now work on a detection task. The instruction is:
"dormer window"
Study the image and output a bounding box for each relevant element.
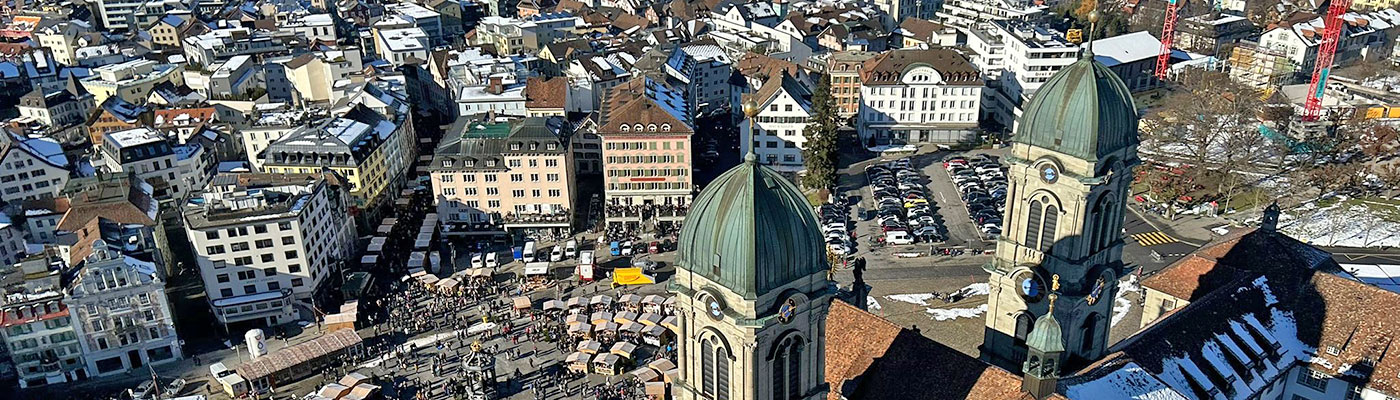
[621,125,630,132]
[510,143,522,151]
[530,142,539,150]
[466,160,475,167]
[487,160,497,167]
[648,124,658,132]
[441,160,453,167]
[661,124,670,131]
[634,124,644,132]
[546,143,558,150]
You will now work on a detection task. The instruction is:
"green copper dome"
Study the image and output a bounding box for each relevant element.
[1015,51,1140,162]
[1025,312,1065,354]
[676,154,828,299]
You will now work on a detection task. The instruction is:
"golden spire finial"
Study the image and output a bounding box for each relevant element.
[1048,274,1061,314]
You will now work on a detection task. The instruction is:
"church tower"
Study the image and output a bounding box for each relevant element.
[669,117,833,400]
[981,45,1140,371]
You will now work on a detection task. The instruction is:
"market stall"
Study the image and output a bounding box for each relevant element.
[576,340,602,354]
[566,352,591,373]
[592,353,622,376]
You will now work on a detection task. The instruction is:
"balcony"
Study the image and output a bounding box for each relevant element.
[605,204,689,219]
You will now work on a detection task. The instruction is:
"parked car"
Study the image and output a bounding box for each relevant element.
[550,246,564,262]
[471,254,484,268]
[486,252,499,268]
[565,240,578,258]
[885,230,915,245]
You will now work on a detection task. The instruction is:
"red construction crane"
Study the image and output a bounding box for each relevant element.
[1155,0,1182,79]
[1303,0,1353,121]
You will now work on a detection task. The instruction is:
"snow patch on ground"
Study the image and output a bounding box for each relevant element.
[1112,297,1133,327]
[885,293,937,306]
[927,304,987,321]
[956,282,990,296]
[867,296,882,311]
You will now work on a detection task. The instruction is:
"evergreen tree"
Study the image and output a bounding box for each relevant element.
[802,75,839,190]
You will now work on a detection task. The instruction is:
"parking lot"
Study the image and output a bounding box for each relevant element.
[841,148,1010,259]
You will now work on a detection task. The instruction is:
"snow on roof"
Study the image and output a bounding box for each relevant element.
[1339,263,1400,294]
[105,128,165,148]
[1085,31,1161,67]
[679,43,731,64]
[379,27,427,52]
[16,135,68,168]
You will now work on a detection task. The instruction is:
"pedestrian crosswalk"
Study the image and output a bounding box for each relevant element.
[1130,231,1179,247]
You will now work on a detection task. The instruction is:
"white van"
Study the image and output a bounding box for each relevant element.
[485,251,499,268]
[885,230,914,245]
[470,253,484,268]
[523,241,537,263]
[210,362,248,397]
[565,239,578,258]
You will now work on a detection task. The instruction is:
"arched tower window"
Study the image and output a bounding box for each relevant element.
[1039,205,1058,253]
[716,343,731,400]
[702,338,715,396]
[772,336,804,400]
[1014,313,1033,342]
[1081,313,1100,354]
[1025,200,1043,250]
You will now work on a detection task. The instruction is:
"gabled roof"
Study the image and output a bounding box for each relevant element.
[598,77,690,135]
[860,48,980,86]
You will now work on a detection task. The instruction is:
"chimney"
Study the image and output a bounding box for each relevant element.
[1260,201,1281,233]
[487,76,504,95]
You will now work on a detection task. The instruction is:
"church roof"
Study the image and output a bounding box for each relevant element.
[825,300,1063,400]
[1026,312,1065,354]
[675,154,827,298]
[1064,228,1400,399]
[1014,51,1139,162]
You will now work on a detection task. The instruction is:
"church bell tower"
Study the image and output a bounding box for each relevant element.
[981,46,1141,371]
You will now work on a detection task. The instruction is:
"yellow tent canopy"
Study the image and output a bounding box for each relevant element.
[612,268,655,286]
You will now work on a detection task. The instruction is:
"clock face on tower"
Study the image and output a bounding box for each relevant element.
[1040,165,1059,184]
[707,298,724,320]
[1014,270,1047,303]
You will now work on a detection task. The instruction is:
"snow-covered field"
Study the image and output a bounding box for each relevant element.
[1279,198,1400,248]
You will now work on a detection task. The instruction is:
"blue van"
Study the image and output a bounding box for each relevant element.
[610,241,622,256]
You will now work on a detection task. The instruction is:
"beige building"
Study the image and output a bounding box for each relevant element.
[599,77,693,232]
[826,51,877,118]
[429,117,577,237]
[80,60,185,105]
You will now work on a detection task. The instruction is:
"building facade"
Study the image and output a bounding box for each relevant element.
[0,290,82,388]
[599,77,694,232]
[66,241,182,378]
[430,117,577,237]
[0,133,70,203]
[858,48,984,146]
[743,72,811,169]
[261,106,414,220]
[826,51,876,118]
[182,173,356,331]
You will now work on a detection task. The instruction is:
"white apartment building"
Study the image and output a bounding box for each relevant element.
[66,241,181,378]
[743,72,812,170]
[93,0,143,30]
[19,89,94,128]
[382,2,443,46]
[858,49,984,145]
[0,290,82,388]
[0,133,70,203]
[1258,9,1400,79]
[375,27,430,67]
[280,13,337,43]
[664,40,738,117]
[182,173,356,331]
[98,128,214,199]
[935,0,1048,30]
[976,20,1080,131]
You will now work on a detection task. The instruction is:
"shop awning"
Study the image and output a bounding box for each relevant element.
[576,340,602,354]
[641,295,664,305]
[590,311,613,324]
[610,342,637,358]
[524,262,550,276]
[543,300,565,310]
[661,316,679,332]
[639,313,662,326]
[512,296,531,310]
[620,294,642,305]
[628,367,659,382]
[614,311,638,324]
[590,295,613,306]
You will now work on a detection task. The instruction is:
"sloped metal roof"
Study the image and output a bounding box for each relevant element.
[1014,52,1140,162]
[675,155,827,298]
